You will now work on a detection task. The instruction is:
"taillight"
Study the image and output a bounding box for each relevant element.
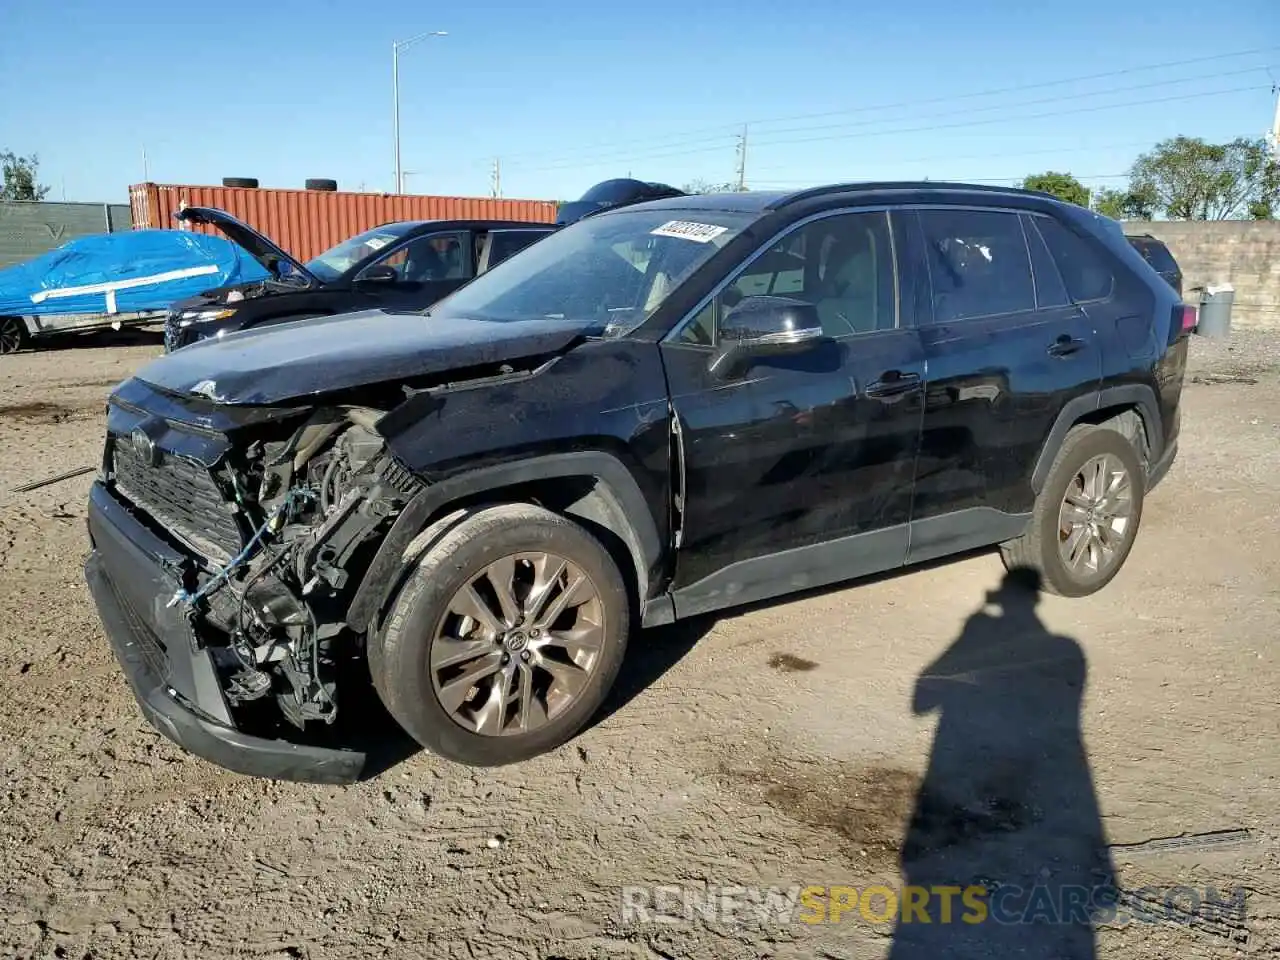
[1178,304,1198,333]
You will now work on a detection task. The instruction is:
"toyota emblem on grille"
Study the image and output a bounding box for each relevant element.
[130,427,160,467]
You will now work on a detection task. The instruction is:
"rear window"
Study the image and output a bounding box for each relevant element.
[919,209,1036,322]
[488,230,549,268]
[1129,237,1178,275]
[1033,216,1115,302]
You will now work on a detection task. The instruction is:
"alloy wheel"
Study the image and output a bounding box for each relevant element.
[0,318,23,355]
[1058,453,1134,577]
[429,552,606,736]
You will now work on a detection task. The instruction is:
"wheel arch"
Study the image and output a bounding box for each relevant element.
[345,451,667,635]
[1031,385,1163,494]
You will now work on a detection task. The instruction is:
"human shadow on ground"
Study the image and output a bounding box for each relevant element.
[887,566,1116,959]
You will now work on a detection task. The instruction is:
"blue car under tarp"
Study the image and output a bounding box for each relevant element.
[0,229,270,318]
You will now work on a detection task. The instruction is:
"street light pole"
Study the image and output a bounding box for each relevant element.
[392,30,447,195]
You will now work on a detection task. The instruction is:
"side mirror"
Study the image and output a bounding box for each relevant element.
[709,295,828,379]
[358,264,398,284]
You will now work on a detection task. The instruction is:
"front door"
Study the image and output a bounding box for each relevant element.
[356,230,474,311]
[659,208,926,616]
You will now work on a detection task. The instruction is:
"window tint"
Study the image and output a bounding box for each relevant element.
[1034,217,1115,302]
[488,230,548,269]
[679,211,896,345]
[371,232,469,282]
[1022,214,1070,308]
[919,209,1035,322]
[1129,237,1177,275]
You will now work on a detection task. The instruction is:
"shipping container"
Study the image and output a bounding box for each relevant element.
[129,183,559,263]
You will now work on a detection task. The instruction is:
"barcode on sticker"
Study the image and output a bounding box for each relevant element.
[651,220,729,243]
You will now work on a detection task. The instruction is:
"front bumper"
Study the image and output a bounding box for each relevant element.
[85,481,366,784]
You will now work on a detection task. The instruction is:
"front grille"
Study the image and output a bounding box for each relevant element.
[111,437,243,563]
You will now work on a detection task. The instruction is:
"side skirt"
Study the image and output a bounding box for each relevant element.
[652,507,1032,625]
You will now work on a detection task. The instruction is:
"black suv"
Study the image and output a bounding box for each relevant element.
[164,207,555,350]
[1124,233,1182,296]
[85,182,1193,782]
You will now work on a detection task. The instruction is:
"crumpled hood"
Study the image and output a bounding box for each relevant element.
[134,309,595,405]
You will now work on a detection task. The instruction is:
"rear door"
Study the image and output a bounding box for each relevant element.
[661,207,926,613]
[908,206,1101,561]
[477,229,555,274]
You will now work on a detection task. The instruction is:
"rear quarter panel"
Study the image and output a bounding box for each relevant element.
[1085,216,1186,459]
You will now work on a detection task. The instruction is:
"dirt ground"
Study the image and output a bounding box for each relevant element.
[0,326,1277,960]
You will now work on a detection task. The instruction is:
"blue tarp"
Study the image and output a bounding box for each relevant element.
[0,229,270,317]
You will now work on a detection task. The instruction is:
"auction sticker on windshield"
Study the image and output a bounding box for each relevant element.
[651,221,729,243]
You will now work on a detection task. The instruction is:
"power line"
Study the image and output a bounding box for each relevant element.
[747,65,1269,141]
[471,45,1279,170]
[507,84,1269,176]
[737,45,1280,129]
[748,84,1272,150]
[749,139,1156,176]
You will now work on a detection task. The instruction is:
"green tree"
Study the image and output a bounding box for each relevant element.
[1021,171,1090,207]
[1092,187,1128,220]
[1091,184,1158,221]
[1129,136,1279,220]
[1,151,50,201]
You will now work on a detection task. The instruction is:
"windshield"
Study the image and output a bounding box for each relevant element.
[305,223,419,282]
[431,207,752,332]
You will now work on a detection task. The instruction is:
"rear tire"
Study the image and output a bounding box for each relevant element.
[369,503,630,766]
[1001,425,1145,597]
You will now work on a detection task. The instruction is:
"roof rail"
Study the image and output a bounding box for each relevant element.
[771,180,1048,209]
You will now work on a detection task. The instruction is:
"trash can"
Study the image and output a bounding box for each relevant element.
[1197,283,1234,339]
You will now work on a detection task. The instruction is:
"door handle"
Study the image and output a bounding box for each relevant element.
[865,370,922,399]
[1047,335,1086,358]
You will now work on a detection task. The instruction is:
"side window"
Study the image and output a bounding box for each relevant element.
[678,211,896,345]
[919,209,1035,322]
[1022,214,1070,308]
[371,232,469,282]
[1033,216,1115,302]
[488,230,548,269]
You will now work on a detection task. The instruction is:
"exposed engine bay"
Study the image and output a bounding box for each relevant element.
[170,407,420,733]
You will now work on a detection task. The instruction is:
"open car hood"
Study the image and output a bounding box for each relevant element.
[131,308,596,405]
[175,206,321,288]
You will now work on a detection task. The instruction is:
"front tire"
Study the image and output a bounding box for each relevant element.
[1001,425,1145,597]
[370,503,630,766]
[0,317,26,355]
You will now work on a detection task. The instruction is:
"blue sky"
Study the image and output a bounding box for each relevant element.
[1,0,1277,204]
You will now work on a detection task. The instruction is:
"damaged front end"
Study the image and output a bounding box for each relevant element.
[87,380,421,781]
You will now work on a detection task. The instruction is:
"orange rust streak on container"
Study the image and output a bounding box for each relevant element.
[130,183,559,262]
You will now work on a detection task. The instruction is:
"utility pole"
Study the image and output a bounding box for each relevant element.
[735,125,748,192]
[491,158,502,198]
[1269,83,1280,162]
[392,30,448,194]
[142,145,150,182]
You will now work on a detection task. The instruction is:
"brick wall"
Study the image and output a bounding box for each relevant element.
[1124,220,1280,330]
